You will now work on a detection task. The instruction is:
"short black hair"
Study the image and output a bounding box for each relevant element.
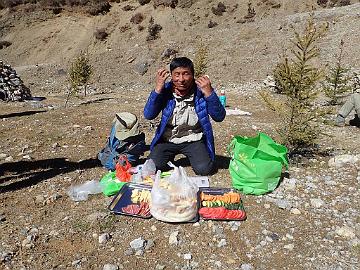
[170,57,194,76]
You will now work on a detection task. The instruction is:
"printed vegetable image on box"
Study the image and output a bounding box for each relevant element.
[108,183,152,218]
[198,188,246,220]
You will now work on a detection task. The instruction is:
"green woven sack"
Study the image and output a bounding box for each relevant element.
[99,171,126,196]
[228,132,288,195]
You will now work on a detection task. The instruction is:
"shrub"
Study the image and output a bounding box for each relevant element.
[153,0,177,8]
[0,40,12,49]
[130,12,144,24]
[84,1,111,16]
[120,24,130,33]
[244,2,256,19]
[322,40,352,105]
[122,4,134,11]
[338,0,351,6]
[66,50,93,106]
[211,2,226,16]
[317,0,328,7]
[147,21,162,41]
[208,20,218,28]
[259,16,328,153]
[138,0,150,5]
[94,28,108,40]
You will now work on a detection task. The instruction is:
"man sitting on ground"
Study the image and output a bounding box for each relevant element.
[143,57,226,175]
[335,93,360,127]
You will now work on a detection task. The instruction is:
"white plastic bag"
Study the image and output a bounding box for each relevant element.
[67,180,103,201]
[150,166,199,222]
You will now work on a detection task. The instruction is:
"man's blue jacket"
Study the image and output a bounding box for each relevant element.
[143,82,226,161]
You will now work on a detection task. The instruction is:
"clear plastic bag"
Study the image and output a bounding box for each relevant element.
[130,159,156,185]
[150,166,199,222]
[67,180,103,201]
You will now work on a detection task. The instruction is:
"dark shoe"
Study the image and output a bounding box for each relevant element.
[349,114,360,127]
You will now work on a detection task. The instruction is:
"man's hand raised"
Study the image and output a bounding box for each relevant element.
[196,75,213,98]
[155,68,170,94]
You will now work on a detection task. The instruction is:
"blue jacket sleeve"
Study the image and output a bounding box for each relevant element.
[205,91,226,122]
[144,90,166,120]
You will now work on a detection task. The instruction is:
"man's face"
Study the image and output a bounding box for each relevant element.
[171,66,194,96]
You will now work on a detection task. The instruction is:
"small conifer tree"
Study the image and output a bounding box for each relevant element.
[323,40,352,105]
[259,17,328,153]
[65,51,93,107]
[194,41,209,78]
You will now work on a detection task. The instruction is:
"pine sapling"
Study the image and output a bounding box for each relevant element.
[65,51,93,107]
[323,40,352,105]
[259,16,329,154]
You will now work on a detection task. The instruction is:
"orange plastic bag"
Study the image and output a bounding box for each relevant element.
[115,156,132,182]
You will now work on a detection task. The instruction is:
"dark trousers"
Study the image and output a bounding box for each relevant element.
[148,140,214,176]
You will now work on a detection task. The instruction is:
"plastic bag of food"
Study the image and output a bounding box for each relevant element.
[150,166,199,222]
[130,159,156,185]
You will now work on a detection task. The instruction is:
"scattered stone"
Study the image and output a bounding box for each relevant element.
[310,198,324,208]
[99,233,111,244]
[0,213,6,222]
[0,251,13,263]
[328,154,359,168]
[4,156,13,162]
[134,61,149,76]
[0,153,7,159]
[124,248,134,256]
[290,208,301,215]
[284,244,294,251]
[151,225,157,231]
[217,238,227,247]
[35,195,45,205]
[86,212,108,223]
[336,226,356,239]
[155,264,166,270]
[72,124,81,128]
[130,237,145,250]
[72,259,81,267]
[229,221,241,231]
[135,249,144,256]
[83,125,93,131]
[240,263,253,270]
[269,233,280,241]
[264,203,271,209]
[284,178,297,190]
[263,75,276,88]
[46,193,62,204]
[103,263,119,270]
[169,231,179,245]
[51,142,60,148]
[275,199,291,210]
[145,239,155,250]
[22,235,36,248]
[183,253,192,260]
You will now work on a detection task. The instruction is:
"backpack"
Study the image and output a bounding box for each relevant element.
[98,113,146,171]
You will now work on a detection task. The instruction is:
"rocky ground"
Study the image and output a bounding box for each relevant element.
[0,77,359,270]
[1,1,360,269]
